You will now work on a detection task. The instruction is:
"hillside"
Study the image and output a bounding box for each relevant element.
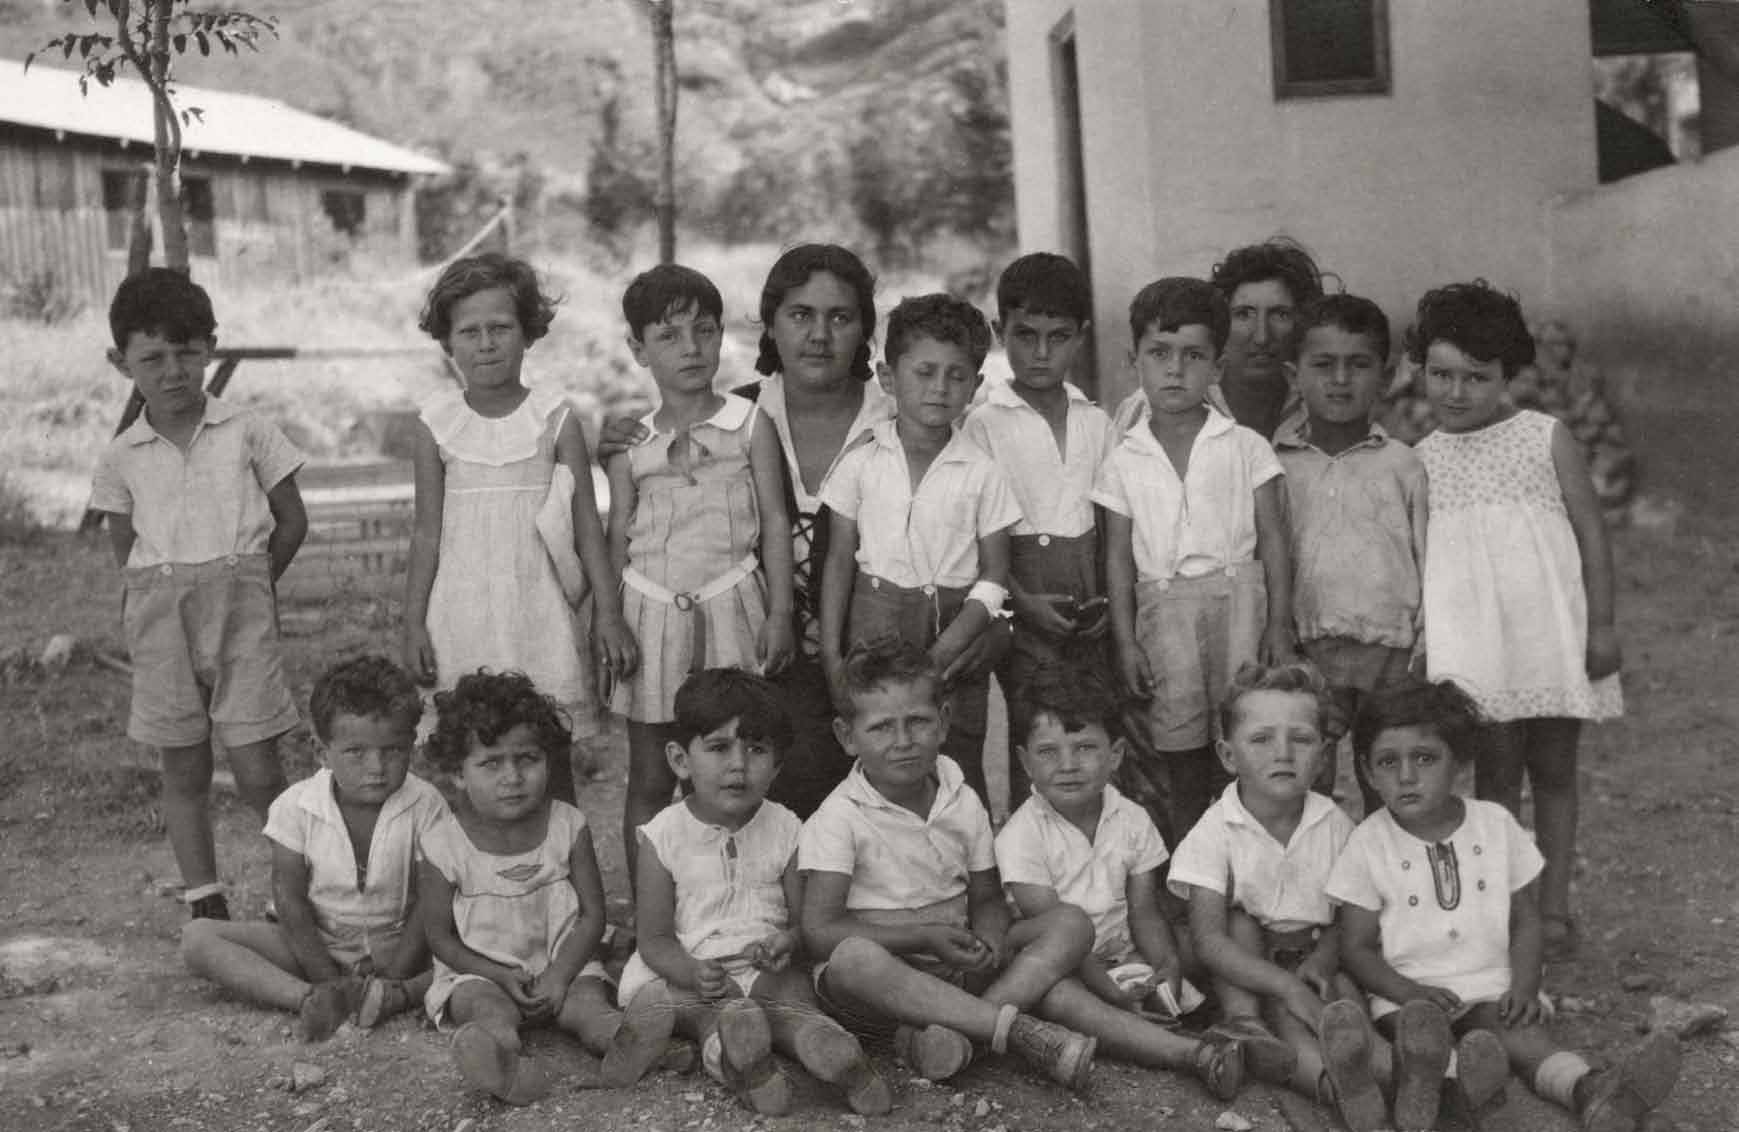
[1,0,1011,252]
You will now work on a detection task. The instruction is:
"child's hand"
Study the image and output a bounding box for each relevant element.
[941,619,1009,683]
[527,969,569,1021]
[928,639,964,680]
[595,612,640,680]
[747,930,797,973]
[1118,643,1155,699]
[1073,598,1111,640]
[1498,988,1545,1027]
[1586,625,1622,680]
[1013,592,1075,641]
[595,416,650,463]
[402,625,438,686]
[922,925,992,971]
[965,928,1005,974]
[503,972,547,1018]
[1260,622,1297,666]
[757,618,795,678]
[1293,959,1335,1002]
[694,960,732,1000]
[1407,982,1463,1015]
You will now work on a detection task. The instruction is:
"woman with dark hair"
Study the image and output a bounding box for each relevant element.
[600,244,1007,817]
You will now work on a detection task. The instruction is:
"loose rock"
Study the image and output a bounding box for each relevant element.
[290,1061,327,1093]
[1215,1111,1255,1132]
[1645,996,1728,1039]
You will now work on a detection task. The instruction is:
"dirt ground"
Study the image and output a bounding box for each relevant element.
[4,467,1739,1129]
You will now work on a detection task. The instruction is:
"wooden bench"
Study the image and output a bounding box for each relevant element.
[278,463,414,604]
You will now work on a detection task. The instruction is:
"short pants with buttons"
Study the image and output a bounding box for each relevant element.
[122,553,299,748]
[1135,563,1266,750]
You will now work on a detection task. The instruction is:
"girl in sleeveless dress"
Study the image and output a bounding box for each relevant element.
[607,264,794,887]
[1410,282,1622,961]
[403,255,636,803]
[420,672,678,1104]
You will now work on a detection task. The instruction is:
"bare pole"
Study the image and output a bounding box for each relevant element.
[648,0,677,263]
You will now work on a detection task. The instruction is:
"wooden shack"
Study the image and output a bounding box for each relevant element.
[0,60,448,302]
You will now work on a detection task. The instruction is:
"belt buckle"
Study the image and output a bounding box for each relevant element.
[673,591,697,612]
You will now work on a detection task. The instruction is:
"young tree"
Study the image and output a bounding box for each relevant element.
[30,0,276,275]
[645,0,677,263]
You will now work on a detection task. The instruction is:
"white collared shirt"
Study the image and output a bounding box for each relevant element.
[817,420,1020,589]
[1327,800,1542,1010]
[262,769,450,956]
[1167,783,1355,930]
[996,784,1169,965]
[962,381,1116,539]
[752,374,895,516]
[90,397,304,567]
[638,797,801,962]
[799,754,996,926]
[1091,409,1282,582]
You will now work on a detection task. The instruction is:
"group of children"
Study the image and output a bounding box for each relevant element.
[88,241,1679,1127]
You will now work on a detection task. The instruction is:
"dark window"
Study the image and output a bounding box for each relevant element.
[1271,0,1390,99]
[321,188,366,237]
[183,175,217,257]
[101,168,148,251]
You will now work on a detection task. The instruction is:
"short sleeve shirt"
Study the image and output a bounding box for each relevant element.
[818,420,1021,589]
[799,755,996,928]
[1091,410,1282,582]
[638,798,800,961]
[995,784,1169,965]
[1275,421,1428,648]
[1326,801,1543,1008]
[1167,783,1355,930]
[962,382,1116,539]
[90,398,304,567]
[262,769,449,955]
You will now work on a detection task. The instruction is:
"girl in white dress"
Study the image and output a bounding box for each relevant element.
[1410,281,1622,960]
[420,671,675,1105]
[403,254,637,803]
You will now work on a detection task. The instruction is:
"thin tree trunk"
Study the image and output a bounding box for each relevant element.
[126,163,153,276]
[649,0,676,263]
[148,0,188,272]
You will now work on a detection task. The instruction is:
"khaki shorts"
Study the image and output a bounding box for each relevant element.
[122,554,299,749]
[1136,564,1266,750]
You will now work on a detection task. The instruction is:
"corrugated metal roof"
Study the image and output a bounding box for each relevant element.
[0,59,449,176]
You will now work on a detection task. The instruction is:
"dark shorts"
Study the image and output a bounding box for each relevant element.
[764,655,853,819]
[849,575,988,775]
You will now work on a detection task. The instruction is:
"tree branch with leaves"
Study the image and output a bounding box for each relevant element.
[28,0,277,275]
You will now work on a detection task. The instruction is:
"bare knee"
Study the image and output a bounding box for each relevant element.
[824,936,896,988]
[1024,904,1094,959]
[180,918,222,965]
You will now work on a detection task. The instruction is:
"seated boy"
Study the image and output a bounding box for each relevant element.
[1275,295,1426,815]
[1093,278,1292,842]
[90,268,308,921]
[799,641,1097,1088]
[818,294,1020,809]
[182,656,449,1040]
[995,663,1254,1100]
[1169,662,1404,1132]
[963,253,1117,807]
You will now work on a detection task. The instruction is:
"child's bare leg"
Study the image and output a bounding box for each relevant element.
[447,980,524,1050]
[1522,717,1583,926]
[159,741,220,889]
[753,967,890,1115]
[1034,977,1202,1071]
[622,721,680,882]
[180,920,307,1011]
[980,905,1094,1011]
[448,980,548,1104]
[1475,721,1526,815]
[820,938,1012,1042]
[556,975,622,1056]
[224,735,288,822]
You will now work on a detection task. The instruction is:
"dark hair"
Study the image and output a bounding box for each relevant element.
[1351,681,1485,767]
[672,668,793,756]
[883,292,993,370]
[308,655,423,743]
[995,252,1091,326]
[1127,277,1230,352]
[621,262,725,341]
[755,243,878,382]
[1217,661,1333,740]
[835,638,941,720]
[1405,280,1535,378]
[1297,293,1392,363]
[1015,663,1126,746]
[425,669,571,775]
[109,268,216,349]
[418,253,559,347]
[1210,238,1324,308]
